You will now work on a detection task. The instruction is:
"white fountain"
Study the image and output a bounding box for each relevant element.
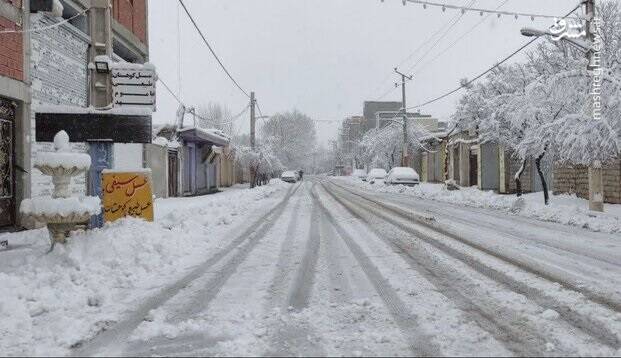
[20,131,101,249]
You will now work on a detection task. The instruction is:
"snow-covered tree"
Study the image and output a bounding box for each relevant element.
[197,102,235,135]
[260,110,317,170]
[453,0,621,205]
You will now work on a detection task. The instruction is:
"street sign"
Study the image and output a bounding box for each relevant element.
[102,171,154,223]
[112,63,157,111]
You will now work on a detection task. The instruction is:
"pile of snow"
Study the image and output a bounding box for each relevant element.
[0,180,289,356]
[34,152,92,170]
[20,196,101,217]
[339,177,621,234]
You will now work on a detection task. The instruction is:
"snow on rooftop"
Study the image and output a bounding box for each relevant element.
[178,126,231,143]
[35,104,153,116]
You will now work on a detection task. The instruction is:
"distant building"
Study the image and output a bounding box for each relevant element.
[362,101,402,132]
[374,111,439,131]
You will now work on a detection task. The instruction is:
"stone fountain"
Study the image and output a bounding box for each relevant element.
[20,131,101,249]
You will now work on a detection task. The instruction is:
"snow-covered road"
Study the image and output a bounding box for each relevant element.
[65,177,621,357]
[3,177,620,356]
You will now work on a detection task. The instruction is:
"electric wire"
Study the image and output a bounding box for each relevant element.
[400,0,578,20]
[406,2,583,110]
[0,9,88,34]
[177,0,251,99]
[371,0,472,100]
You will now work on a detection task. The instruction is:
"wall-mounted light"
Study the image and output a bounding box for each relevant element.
[94,60,110,74]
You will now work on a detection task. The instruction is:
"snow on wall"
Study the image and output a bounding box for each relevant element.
[113,143,144,171]
[30,14,89,197]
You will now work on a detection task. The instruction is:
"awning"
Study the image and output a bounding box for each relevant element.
[178,127,230,147]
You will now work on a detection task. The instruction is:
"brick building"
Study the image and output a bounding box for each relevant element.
[554,159,621,204]
[0,0,150,230]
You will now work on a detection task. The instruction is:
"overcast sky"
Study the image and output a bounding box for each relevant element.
[148,0,573,145]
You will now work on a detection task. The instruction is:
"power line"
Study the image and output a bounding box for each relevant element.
[413,0,510,74]
[0,9,88,34]
[177,0,251,99]
[371,0,472,100]
[397,0,577,20]
[158,77,183,106]
[404,0,477,73]
[406,2,583,110]
[408,38,537,110]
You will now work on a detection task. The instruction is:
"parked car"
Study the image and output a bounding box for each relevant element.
[352,169,367,180]
[281,170,298,183]
[367,168,387,184]
[385,167,420,186]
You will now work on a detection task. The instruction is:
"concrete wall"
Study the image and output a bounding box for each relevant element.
[113,143,143,171]
[554,159,621,204]
[30,14,89,197]
[144,144,168,198]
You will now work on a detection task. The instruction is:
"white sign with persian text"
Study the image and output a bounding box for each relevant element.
[111,64,157,111]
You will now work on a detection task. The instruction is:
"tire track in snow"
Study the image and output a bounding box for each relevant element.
[168,184,307,321]
[313,184,441,357]
[372,190,621,269]
[326,181,621,351]
[265,186,306,308]
[317,199,354,303]
[72,183,302,357]
[329,180,621,314]
[286,200,321,310]
[264,183,326,357]
[322,182,554,356]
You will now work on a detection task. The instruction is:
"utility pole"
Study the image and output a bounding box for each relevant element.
[250,91,256,150]
[585,0,595,68]
[584,0,604,212]
[394,68,413,167]
[249,91,257,188]
[88,0,114,228]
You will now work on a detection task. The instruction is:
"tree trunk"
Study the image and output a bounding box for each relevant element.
[535,151,549,205]
[250,167,257,189]
[515,159,527,197]
[443,140,450,182]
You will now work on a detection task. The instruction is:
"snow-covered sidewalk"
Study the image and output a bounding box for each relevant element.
[0,180,290,356]
[335,177,621,234]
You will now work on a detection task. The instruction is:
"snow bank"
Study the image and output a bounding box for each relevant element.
[337,177,621,234]
[0,181,289,356]
[20,196,101,217]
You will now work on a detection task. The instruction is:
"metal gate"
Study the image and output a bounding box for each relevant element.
[167,150,178,197]
[0,98,15,228]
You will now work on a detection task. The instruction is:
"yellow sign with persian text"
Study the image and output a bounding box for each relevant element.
[102,171,154,222]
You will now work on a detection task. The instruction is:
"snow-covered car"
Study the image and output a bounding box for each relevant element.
[281,171,298,183]
[366,168,387,184]
[352,169,367,180]
[385,167,420,186]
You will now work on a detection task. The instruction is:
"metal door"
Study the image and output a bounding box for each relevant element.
[0,98,15,228]
[88,141,113,228]
[167,150,178,197]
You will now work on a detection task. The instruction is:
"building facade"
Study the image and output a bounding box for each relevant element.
[0,0,30,230]
[0,0,150,230]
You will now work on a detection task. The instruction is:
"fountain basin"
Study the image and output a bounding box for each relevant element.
[20,196,101,244]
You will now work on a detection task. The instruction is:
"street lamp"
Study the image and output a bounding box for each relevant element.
[520,27,591,53]
[520,27,548,37]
